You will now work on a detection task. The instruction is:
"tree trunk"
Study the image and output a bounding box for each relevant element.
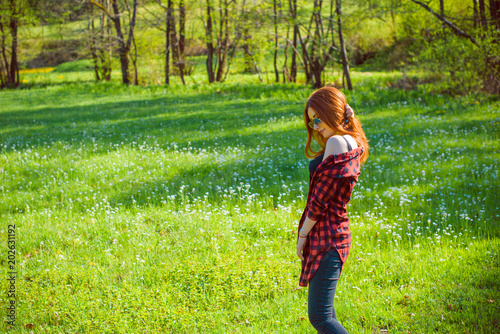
[283,24,290,82]
[328,0,337,55]
[298,29,311,83]
[89,17,101,81]
[131,34,138,85]
[336,0,352,90]
[98,1,112,82]
[167,0,184,84]
[205,0,215,83]
[273,0,280,82]
[215,0,229,82]
[8,0,19,86]
[312,63,322,88]
[479,0,487,28]
[487,0,500,93]
[126,0,138,84]
[223,1,245,81]
[310,0,322,88]
[110,1,130,84]
[179,0,186,56]
[473,0,479,29]
[289,0,298,82]
[241,1,254,74]
[165,0,171,85]
[99,3,112,81]
[0,21,8,87]
[178,0,186,78]
[118,51,130,84]
[490,0,500,29]
[125,0,139,85]
[91,0,138,84]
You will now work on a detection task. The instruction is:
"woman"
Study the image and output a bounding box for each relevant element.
[296,87,369,334]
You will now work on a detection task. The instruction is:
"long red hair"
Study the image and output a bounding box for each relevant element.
[304,87,369,164]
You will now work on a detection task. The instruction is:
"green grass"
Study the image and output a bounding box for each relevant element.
[0,72,499,333]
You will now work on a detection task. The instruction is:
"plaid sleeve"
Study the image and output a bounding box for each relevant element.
[306,171,337,221]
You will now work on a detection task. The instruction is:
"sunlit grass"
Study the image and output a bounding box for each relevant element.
[0,73,499,333]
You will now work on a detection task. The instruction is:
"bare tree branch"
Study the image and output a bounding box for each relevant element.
[142,5,167,32]
[155,0,167,10]
[90,0,115,21]
[280,35,307,69]
[126,0,138,51]
[410,0,478,45]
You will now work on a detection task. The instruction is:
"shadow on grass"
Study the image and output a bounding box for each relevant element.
[0,82,314,152]
[2,84,498,237]
[1,100,291,151]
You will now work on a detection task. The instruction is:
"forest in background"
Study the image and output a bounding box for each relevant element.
[1,0,499,94]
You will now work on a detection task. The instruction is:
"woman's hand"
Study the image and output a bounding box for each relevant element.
[345,104,354,118]
[296,236,307,260]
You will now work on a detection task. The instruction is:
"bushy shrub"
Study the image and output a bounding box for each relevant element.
[417,32,500,95]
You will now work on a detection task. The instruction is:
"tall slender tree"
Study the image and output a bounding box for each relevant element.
[125,0,138,84]
[88,6,101,81]
[273,0,280,82]
[7,0,18,86]
[154,0,174,85]
[288,0,298,82]
[205,0,215,82]
[90,0,138,84]
[167,0,185,84]
[179,0,186,65]
[490,0,500,30]
[479,0,487,28]
[297,0,338,88]
[215,0,230,82]
[336,0,352,90]
[100,1,113,81]
[0,0,22,88]
[165,0,172,84]
[204,0,234,82]
[473,0,479,29]
[87,0,113,82]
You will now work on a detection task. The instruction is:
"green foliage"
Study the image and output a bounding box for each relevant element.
[11,0,500,91]
[416,32,500,95]
[0,72,499,332]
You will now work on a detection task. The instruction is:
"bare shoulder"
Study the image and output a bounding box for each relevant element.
[322,135,348,161]
[343,134,358,149]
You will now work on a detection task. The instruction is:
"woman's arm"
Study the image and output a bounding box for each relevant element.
[300,136,350,229]
[297,137,347,260]
[299,216,317,236]
[298,106,355,260]
[305,137,347,222]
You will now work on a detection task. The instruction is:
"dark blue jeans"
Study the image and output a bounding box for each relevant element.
[308,248,349,334]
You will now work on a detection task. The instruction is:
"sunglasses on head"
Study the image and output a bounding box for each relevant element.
[308,117,323,129]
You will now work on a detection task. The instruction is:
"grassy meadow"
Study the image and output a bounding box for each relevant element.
[1,70,499,333]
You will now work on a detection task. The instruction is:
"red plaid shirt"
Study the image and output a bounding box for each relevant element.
[298,146,363,287]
